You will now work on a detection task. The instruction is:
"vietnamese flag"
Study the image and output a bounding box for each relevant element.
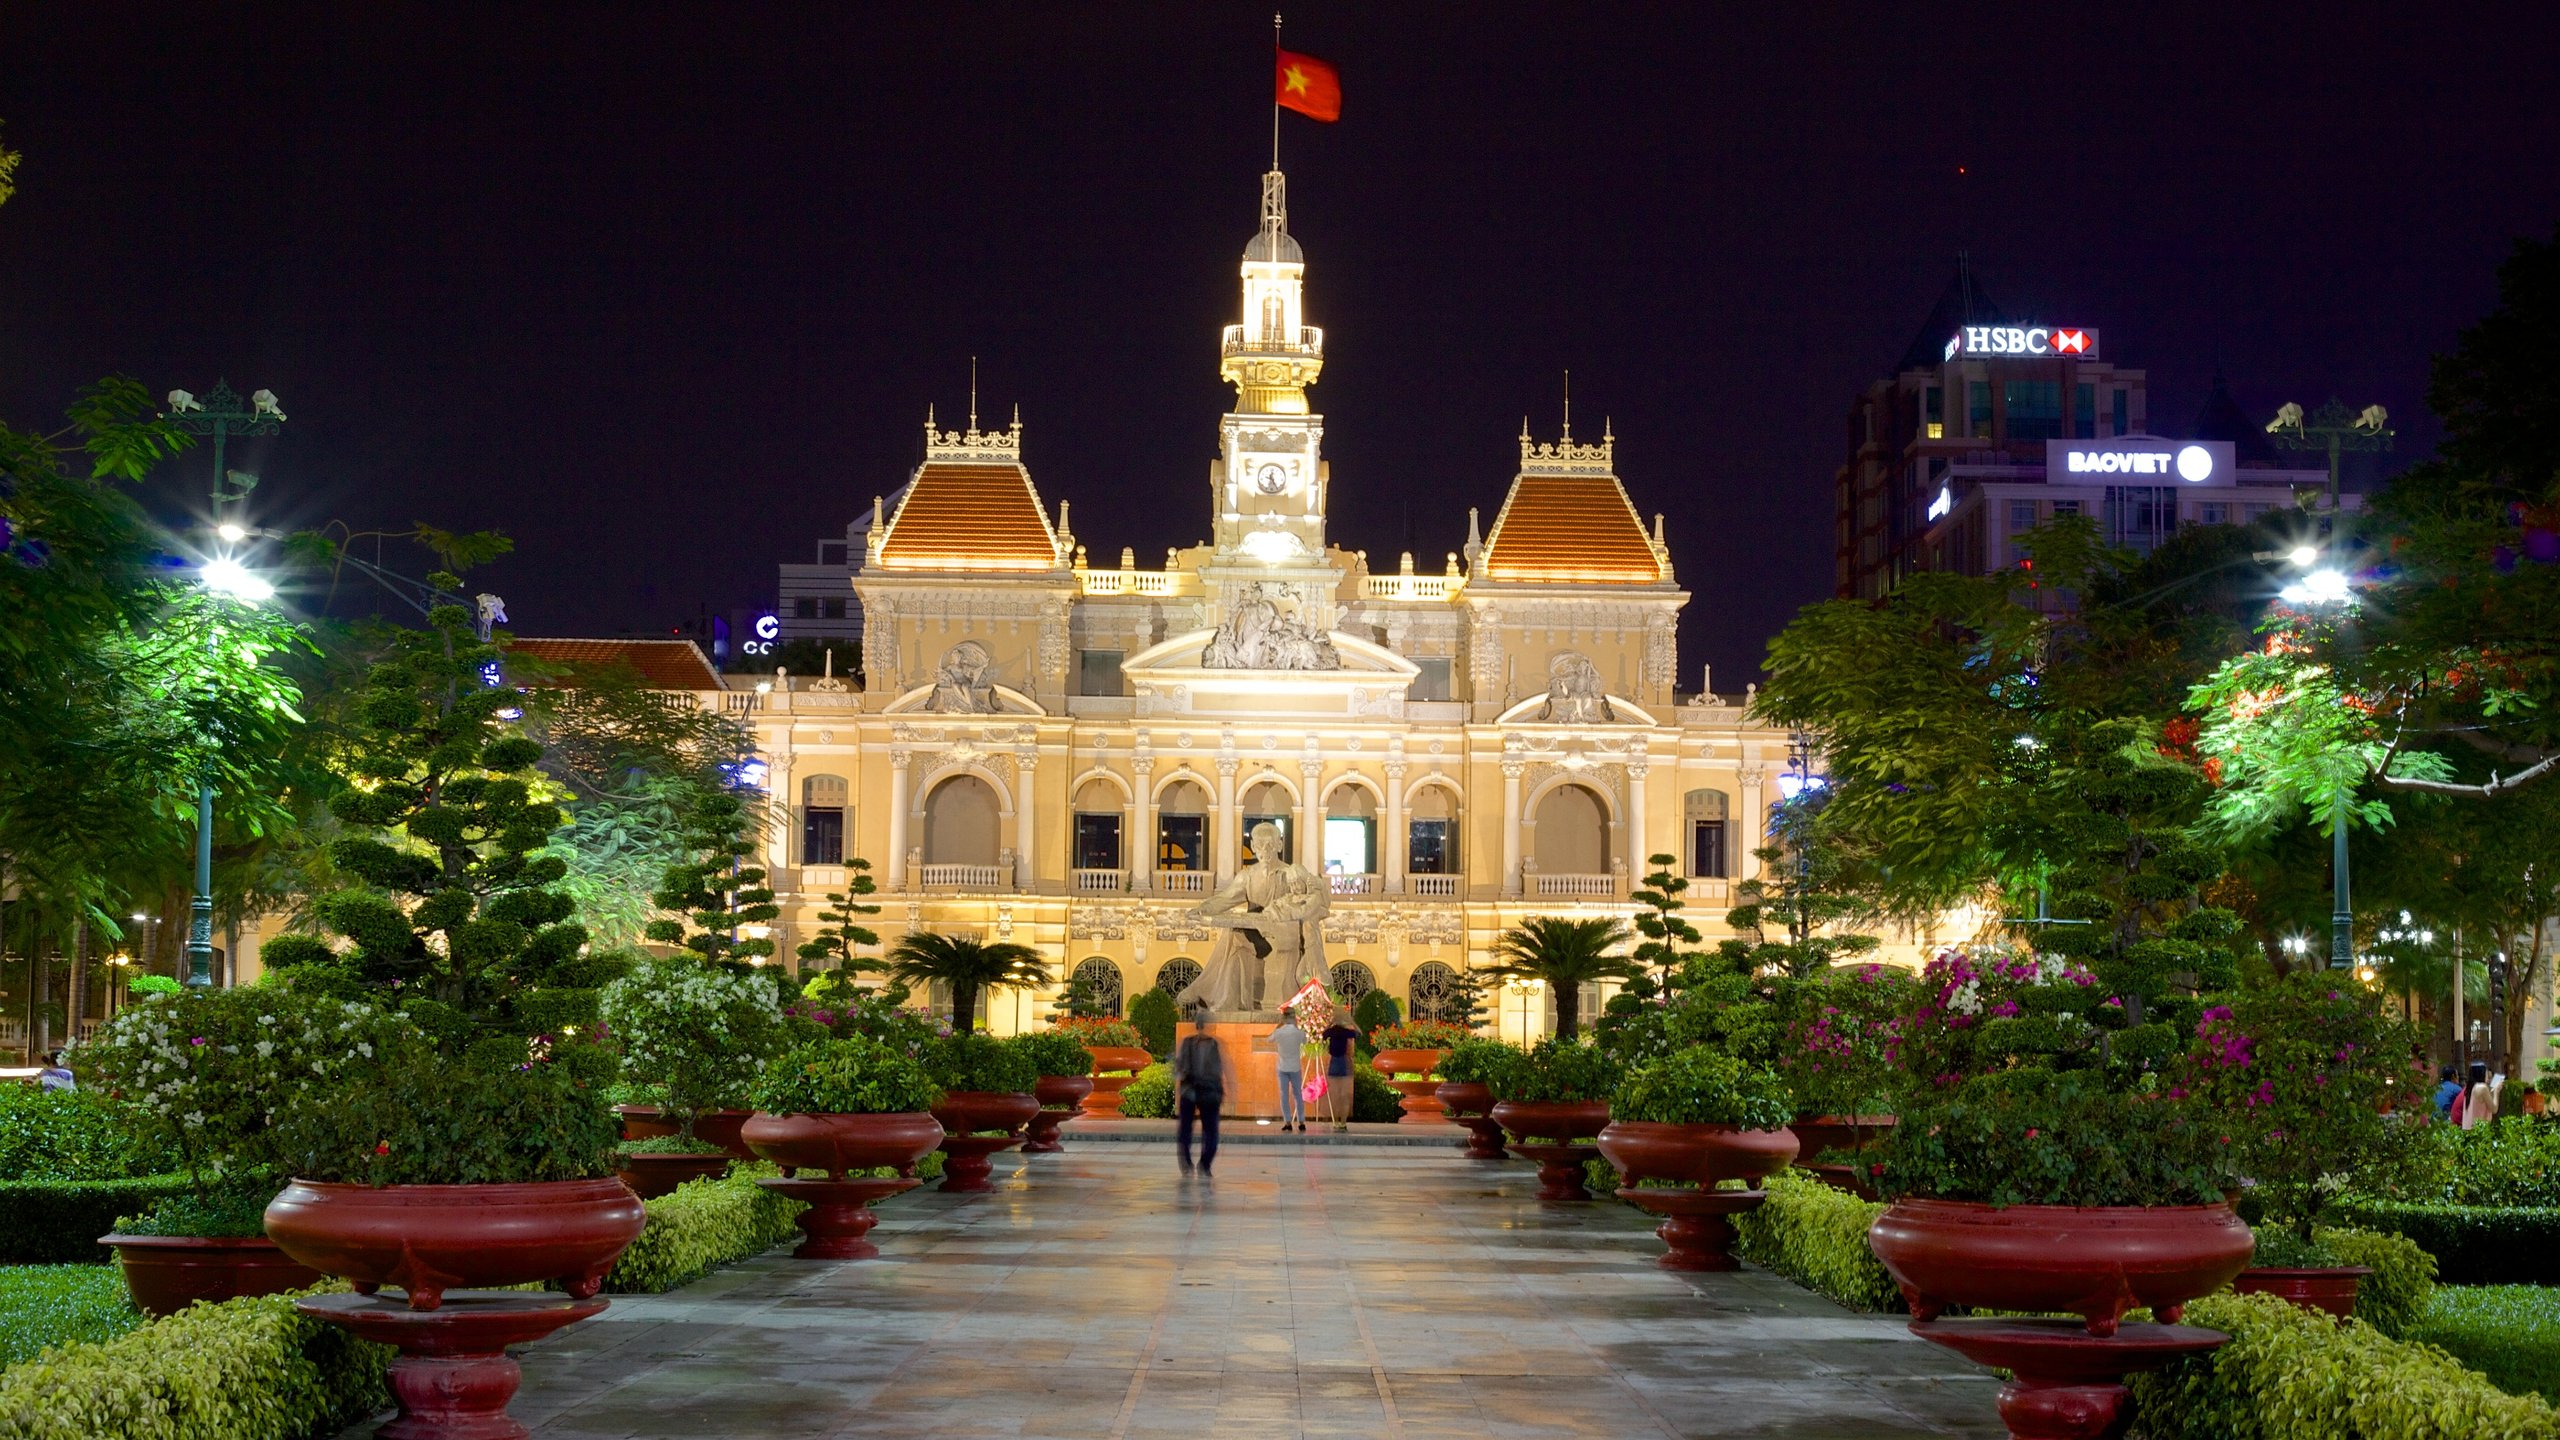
[1275,48,1341,122]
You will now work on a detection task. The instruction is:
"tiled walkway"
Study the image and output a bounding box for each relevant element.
[418,1144,2005,1439]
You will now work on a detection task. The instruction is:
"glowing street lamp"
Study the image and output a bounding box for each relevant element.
[2282,569,2360,971]
[183,548,274,988]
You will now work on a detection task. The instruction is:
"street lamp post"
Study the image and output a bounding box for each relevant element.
[2266,398,2392,530]
[2275,553,2361,969]
[166,384,283,992]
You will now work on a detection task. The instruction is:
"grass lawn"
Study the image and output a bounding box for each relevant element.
[0,1264,143,1367]
[2410,1285,2560,1403]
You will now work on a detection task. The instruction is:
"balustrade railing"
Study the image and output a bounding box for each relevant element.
[918,864,1007,893]
[1531,873,1618,899]
[1153,870,1211,896]
[1072,868,1128,894]
[1408,873,1463,898]
[1328,872,1378,895]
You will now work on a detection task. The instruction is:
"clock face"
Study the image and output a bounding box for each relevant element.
[1253,461,1290,495]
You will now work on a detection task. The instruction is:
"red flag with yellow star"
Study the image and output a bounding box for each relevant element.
[1274,48,1341,122]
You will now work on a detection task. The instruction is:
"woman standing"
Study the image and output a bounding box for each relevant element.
[1321,1014,1362,1132]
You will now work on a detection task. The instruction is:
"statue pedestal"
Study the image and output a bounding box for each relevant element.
[1195,1013,1288,1119]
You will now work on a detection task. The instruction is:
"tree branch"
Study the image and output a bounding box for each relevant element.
[2375,752,2560,798]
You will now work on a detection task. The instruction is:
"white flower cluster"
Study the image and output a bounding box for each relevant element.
[77,993,406,1150]
[598,959,784,1073]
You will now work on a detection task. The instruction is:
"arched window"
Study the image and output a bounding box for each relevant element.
[1331,960,1377,1005]
[1071,956,1125,1018]
[1322,784,1377,878]
[1407,783,1461,875]
[1408,961,1465,1025]
[921,774,1002,866]
[1240,779,1292,862]
[802,774,849,865]
[1683,788,1730,878]
[1073,778,1124,872]
[1153,957,1203,997]
[1156,778,1209,874]
[1532,782,1611,875]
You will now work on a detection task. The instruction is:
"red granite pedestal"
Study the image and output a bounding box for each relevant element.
[1910,1318,2227,1440]
[1614,1187,1767,1271]
[1508,1143,1603,1203]
[755,1174,918,1259]
[297,1290,606,1440]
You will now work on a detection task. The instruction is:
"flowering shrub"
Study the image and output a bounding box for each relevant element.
[2172,974,2425,1242]
[782,985,948,1058]
[1872,1068,2225,1208]
[1004,1029,1096,1079]
[1894,943,2113,1086]
[1781,963,1916,1119]
[1613,1046,1794,1130]
[1368,1020,1473,1052]
[1049,1016,1146,1051]
[73,986,419,1182]
[597,957,786,1129]
[269,1050,620,1185]
[1490,1039,1623,1105]
[922,1032,1037,1094]
[749,1036,941,1116]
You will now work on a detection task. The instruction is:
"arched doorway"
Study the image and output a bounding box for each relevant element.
[1070,956,1124,1017]
[1407,961,1464,1025]
[1331,960,1377,1007]
[1240,779,1293,862]
[922,774,1002,866]
[1154,957,1203,997]
[1532,782,1611,875]
[1322,782,1377,883]
[1156,778,1209,876]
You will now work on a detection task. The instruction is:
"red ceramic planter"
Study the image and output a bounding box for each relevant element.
[264,1178,648,1313]
[687,1109,760,1163]
[614,1104,679,1142]
[741,1111,946,1179]
[1080,1046,1155,1117]
[1868,1198,2255,1336]
[100,1234,324,1318]
[1488,1099,1611,1143]
[932,1091,1042,1192]
[2233,1265,2372,1318]
[1788,1113,1894,1162]
[1024,1074,1095,1153]
[613,1151,734,1199]
[1436,1081,1508,1159]
[298,1290,608,1440]
[1595,1121,1801,1189]
[1372,1049,1449,1122]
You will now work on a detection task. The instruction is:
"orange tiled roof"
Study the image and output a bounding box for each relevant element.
[874,461,1060,571]
[1481,475,1664,583]
[505,638,725,691]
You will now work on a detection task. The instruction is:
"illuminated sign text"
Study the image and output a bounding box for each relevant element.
[1944,325,2100,362]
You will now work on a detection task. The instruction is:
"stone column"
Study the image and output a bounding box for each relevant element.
[1214,758,1240,882]
[1383,761,1408,894]
[1624,758,1649,881]
[1738,763,1768,882]
[1014,750,1039,892]
[1298,761,1323,870]
[1132,755,1157,890]
[1500,759,1525,898]
[765,754,794,873]
[886,750,911,892]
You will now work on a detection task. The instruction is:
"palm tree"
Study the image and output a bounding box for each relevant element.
[882,931,1051,1032]
[1483,915,1637,1040]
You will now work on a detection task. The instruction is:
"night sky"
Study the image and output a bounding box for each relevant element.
[4,4,2555,685]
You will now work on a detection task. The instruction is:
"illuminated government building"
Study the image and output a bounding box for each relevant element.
[528,170,1951,1040]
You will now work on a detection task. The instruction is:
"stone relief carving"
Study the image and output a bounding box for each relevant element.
[1405,908,1464,945]
[926,641,996,713]
[1538,651,1615,723]
[1642,614,1676,688]
[1201,582,1343,671]
[1322,907,1383,946]
[1036,603,1069,685]
[1068,907,1130,942]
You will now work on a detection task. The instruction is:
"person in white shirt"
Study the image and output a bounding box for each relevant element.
[1269,1015,1306,1132]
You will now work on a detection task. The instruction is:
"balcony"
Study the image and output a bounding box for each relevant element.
[1073,868,1128,894]
[918,864,1008,893]
[1328,872,1378,896]
[1361,573,1462,602]
[1153,871,1211,896]
[1219,324,1324,358]
[1408,873,1463,899]
[1531,873,1618,900]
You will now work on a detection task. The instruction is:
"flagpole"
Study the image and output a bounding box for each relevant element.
[1271,11,1282,172]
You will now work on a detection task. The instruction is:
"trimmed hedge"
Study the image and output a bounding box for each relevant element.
[1120,1064,1174,1119]
[2130,1291,2560,1439]
[602,1164,805,1294]
[2320,1226,2437,1340]
[0,1176,195,1264]
[2334,1201,2560,1286]
[1732,1171,1902,1313]
[0,1281,390,1440]
[2409,1287,2560,1405]
[0,1265,143,1367]
[0,1087,171,1182]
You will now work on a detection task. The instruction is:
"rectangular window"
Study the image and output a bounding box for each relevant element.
[1407,819,1451,875]
[2112,388,2129,436]
[1323,817,1374,877]
[2004,381,2064,441]
[793,597,818,619]
[1073,813,1122,870]
[821,597,847,619]
[2051,498,2082,517]
[1690,820,1727,879]
[2200,502,2230,525]
[2105,485,2178,554]
[1968,382,1992,438]
[2075,384,2096,438]
[1924,386,1944,440]
[1077,649,1125,696]
[1410,657,1453,702]
[802,807,845,866]
[1155,815,1205,873]
[2009,499,2039,529]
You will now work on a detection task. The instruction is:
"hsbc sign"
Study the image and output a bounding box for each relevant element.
[1944,325,2100,362]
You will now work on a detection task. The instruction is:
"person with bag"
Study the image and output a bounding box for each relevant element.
[1174,1007,1228,1177]
[1268,1012,1307,1132]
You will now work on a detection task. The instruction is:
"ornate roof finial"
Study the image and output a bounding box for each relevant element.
[969,356,979,431]
[1562,369,1572,443]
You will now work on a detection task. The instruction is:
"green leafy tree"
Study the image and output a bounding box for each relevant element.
[1127,988,1179,1058]
[1724,805,1881,978]
[1045,966,1113,1022]
[643,788,778,968]
[1629,854,1704,986]
[794,860,882,970]
[1483,915,1635,1040]
[880,931,1048,1032]
[259,582,585,1014]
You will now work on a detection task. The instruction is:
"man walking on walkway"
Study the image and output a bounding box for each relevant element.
[1174,1008,1226,1177]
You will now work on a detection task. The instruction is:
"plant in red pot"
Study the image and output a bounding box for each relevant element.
[1007,1029,1098,1153]
[922,1032,1042,1192]
[742,1034,945,1258]
[1779,962,1914,1196]
[75,984,421,1317]
[1596,1046,1799,1270]
[2175,975,2426,1317]
[1436,1038,1526,1159]
[1369,1019,1473,1122]
[1054,1016,1153,1117]
[598,956,787,1177]
[1487,1039,1623,1202]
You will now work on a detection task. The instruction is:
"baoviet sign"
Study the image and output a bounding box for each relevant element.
[1943,325,2100,362]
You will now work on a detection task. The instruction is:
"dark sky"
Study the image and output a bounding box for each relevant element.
[5,4,2556,684]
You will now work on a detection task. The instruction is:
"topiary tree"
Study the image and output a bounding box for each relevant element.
[793,858,881,973]
[1127,988,1178,1059]
[258,580,584,1017]
[644,787,777,970]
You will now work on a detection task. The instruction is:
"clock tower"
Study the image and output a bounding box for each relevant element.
[1209,169,1332,587]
